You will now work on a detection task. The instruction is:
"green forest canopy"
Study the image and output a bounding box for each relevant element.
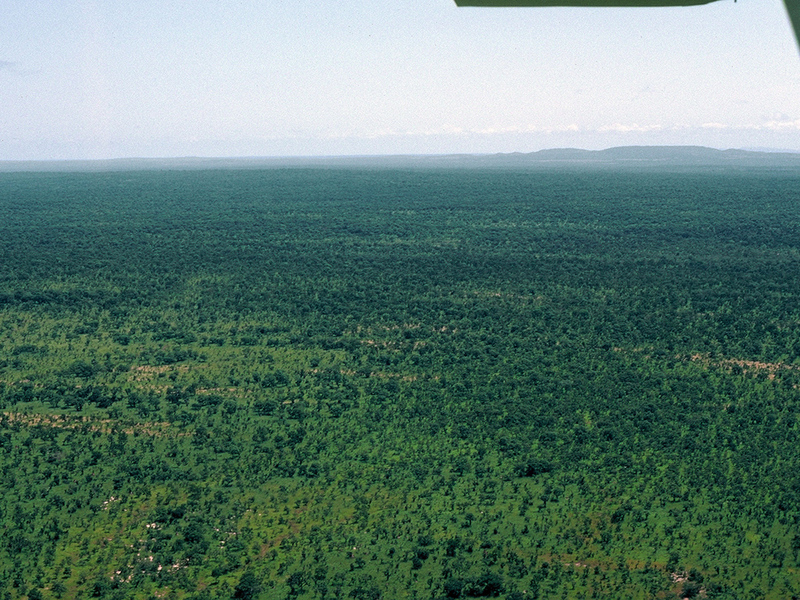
[0,164,799,599]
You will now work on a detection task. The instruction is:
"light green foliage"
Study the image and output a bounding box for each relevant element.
[0,166,799,599]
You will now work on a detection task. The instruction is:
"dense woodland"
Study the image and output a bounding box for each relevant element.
[0,164,799,599]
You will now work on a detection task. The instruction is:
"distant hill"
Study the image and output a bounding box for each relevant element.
[2,145,800,171]
[486,145,800,168]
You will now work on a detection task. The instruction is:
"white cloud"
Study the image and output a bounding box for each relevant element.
[763,118,800,130]
[596,123,663,133]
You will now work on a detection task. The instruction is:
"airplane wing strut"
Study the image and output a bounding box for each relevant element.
[785,0,800,50]
[454,0,800,54]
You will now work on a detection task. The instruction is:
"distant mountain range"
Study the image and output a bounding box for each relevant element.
[435,145,800,169]
[2,145,800,171]
[496,145,800,167]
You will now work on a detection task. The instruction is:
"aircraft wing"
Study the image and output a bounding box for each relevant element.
[787,0,800,50]
[455,0,719,5]
[454,0,800,52]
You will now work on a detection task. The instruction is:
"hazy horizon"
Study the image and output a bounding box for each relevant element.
[0,144,798,161]
[2,0,799,161]
[4,145,800,175]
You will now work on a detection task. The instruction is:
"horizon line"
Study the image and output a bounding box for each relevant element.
[3,144,800,165]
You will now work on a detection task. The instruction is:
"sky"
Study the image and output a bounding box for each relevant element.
[1,0,799,160]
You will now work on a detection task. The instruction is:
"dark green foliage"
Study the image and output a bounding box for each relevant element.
[463,572,504,597]
[63,360,95,378]
[0,165,799,599]
[233,572,261,600]
[514,458,553,478]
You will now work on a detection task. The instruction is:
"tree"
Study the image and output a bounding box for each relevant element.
[233,571,261,600]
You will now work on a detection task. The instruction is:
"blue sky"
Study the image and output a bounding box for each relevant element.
[1,0,798,159]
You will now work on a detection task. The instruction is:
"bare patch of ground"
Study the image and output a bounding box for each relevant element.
[0,411,184,436]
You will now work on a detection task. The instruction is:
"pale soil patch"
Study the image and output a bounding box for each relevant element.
[472,290,544,302]
[361,339,401,350]
[688,353,799,379]
[129,364,189,382]
[0,411,183,436]
[670,571,688,583]
[368,371,419,382]
[614,347,799,379]
[309,367,426,383]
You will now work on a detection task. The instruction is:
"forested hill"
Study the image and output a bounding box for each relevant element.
[438,146,800,168]
[0,165,799,600]
[2,145,800,172]
[508,146,800,166]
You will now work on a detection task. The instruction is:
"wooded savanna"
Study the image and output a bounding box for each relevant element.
[1,163,799,599]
